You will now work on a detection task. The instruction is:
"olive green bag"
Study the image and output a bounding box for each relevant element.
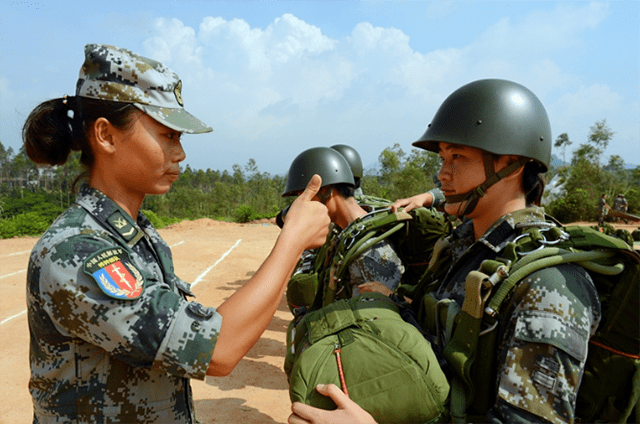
[285,292,450,424]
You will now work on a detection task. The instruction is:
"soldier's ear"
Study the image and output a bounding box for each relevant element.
[91,118,117,155]
[495,155,525,182]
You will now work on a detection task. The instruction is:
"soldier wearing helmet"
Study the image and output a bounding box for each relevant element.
[330,144,364,194]
[332,143,446,212]
[283,147,405,299]
[289,79,601,424]
[612,194,628,223]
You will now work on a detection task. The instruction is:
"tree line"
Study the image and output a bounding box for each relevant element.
[0,118,637,238]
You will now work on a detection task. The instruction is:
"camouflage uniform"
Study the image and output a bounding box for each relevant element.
[612,195,629,223]
[597,197,608,226]
[424,207,601,423]
[348,239,405,297]
[28,185,221,423]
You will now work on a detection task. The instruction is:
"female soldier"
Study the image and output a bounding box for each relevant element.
[289,79,601,423]
[23,44,329,423]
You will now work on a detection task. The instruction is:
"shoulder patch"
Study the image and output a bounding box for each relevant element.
[83,247,145,300]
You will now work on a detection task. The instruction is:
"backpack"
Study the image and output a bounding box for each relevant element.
[285,292,450,424]
[285,206,451,314]
[412,223,640,422]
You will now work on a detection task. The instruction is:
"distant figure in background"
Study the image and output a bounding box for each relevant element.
[597,193,610,226]
[612,194,629,223]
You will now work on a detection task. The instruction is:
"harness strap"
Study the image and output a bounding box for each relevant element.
[445,243,622,420]
[444,271,494,422]
[317,210,412,308]
[486,248,619,317]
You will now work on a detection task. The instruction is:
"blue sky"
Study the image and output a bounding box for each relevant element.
[1,1,638,175]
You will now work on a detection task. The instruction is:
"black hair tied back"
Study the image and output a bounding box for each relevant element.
[22,96,76,166]
[523,161,546,206]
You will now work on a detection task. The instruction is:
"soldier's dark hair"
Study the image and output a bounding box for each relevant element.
[522,161,546,206]
[335,183,356,199]
[22,96,137,189]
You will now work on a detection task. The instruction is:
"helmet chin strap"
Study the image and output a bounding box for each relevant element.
[317,186,334,204]
[444,154,527,217]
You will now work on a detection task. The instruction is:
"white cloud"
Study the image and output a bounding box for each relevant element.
[554,84,624,119]
[148,14,349,115]
[135,3,636,173]
[143,18,201,66]
[476,2,609,54]
[270,14,336,60]
[548,83,639,164]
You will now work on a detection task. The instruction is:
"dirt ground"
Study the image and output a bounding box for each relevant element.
[1,218,638,423]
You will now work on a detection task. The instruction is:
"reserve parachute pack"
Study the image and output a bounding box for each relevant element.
[285,206,451,313]
[284,207,451,422]
[412,223,640,422]
[285,292,450,423]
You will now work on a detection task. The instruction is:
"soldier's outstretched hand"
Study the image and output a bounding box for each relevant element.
[391,192,434,213]
[282,174,331,251]
[288,384,377,424]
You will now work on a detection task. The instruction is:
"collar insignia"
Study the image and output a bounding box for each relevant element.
[108,210,139,242]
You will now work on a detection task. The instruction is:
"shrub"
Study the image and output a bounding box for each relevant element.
[142,209,165,229]
[546,188,594,223]
[0,212,53,238]
[235,204,257,223]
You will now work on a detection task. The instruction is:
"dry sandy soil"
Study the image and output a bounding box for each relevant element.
[1,218,638,423]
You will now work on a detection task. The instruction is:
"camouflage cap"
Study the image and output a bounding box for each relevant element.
[76,44,212,134]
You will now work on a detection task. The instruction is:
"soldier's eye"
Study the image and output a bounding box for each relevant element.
[167,132,182,141]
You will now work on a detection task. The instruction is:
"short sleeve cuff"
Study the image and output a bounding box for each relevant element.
[428,188,446,209]
[155,300,222,380]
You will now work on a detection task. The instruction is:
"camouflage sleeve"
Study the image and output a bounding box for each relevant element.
[349,240,405,296]
[39,233,220,380]
[490,263,601,424]
[427,187,446,209]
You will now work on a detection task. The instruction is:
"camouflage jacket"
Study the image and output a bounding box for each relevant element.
[27,184,221,423]
[325,209,405,300]
[348,238,405,297]
[429,207,601,423]
[292,205,405,302]
[597,197,608,214]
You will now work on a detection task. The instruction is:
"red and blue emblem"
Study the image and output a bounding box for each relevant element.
[83,247,144,300]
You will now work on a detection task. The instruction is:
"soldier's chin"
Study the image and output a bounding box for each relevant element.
[444,201,468,217]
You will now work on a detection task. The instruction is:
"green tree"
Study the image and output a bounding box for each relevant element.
[571,143,599,166]
[553,132,572,166]
[587,119,614,167]
[374,144,439,200]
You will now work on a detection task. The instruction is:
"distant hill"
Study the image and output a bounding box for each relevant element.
[550,153,638,170]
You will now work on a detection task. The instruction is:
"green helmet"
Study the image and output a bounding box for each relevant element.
[330,144,363,179]
[283,147,355,197]
[413,79,551,172]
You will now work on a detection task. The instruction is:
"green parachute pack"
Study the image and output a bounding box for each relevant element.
[284,206,451,423]
[285,292,450,423]
[407,223,640,423]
